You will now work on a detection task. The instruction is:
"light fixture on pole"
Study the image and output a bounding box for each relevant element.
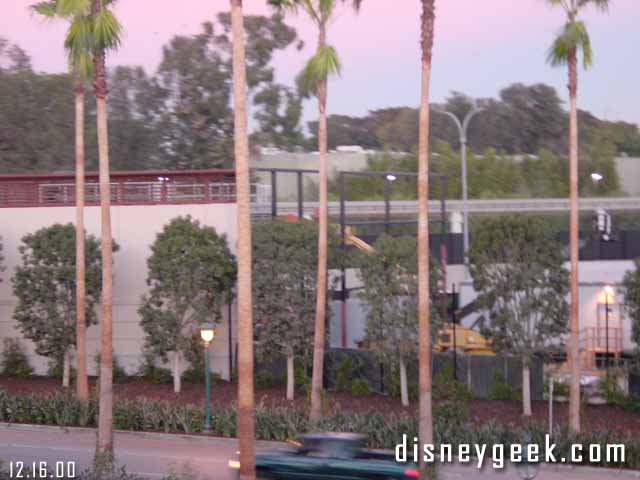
[434,99,486,276]
[591,172,604,182]
[199,322,216,433]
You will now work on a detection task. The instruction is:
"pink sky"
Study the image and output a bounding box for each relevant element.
[4,0,639,125]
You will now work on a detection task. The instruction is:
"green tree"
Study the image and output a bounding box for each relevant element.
[253,219,340,400]
[469,216,569,416]
[251,84,305,150]
[139,216,236,393]
[622,258,640,354]
[155,14,299,169]
[269,0,363,423]
[546,0,610,434]
[11,224,117,388]
[358,235,441,407]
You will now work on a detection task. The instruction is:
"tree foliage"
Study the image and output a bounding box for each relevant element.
[622,258,640,353]
[139,216,236,392]
[252,219,341,397]
[11,224,116,380]
[358,235,442,359]
[470,216,569,356]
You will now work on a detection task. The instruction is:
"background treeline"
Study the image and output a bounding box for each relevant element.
[1,27,639,175]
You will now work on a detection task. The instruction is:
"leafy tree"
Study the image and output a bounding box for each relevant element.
[11,224,117,388]
[251,84,305,150]
[269,0,363,424]
[252,219,340,400]
[622,258,640,355]
[155,14,299,169]
[546,0,610,434]
[139,216,236,393]
[358,235,441,407]
[469,216,569,416]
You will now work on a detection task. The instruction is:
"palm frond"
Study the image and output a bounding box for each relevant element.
[297,44,341,97]
[92,8,123,51]
[318,0,335,19]
[64,15,93,56]
[69,49,93,80]
[547,20,592,69]
[31,1,58,18]
[578,0,610,12]
[56,0,89,16]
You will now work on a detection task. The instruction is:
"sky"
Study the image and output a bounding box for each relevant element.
[4,0,639,127]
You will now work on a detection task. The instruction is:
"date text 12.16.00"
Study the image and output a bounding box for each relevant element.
[8,461,76,479]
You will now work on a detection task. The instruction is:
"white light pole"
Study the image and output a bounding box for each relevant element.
[436,100,485,275]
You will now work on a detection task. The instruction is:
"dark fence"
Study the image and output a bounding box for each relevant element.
[630,373,640,396]
[256,349,544,401]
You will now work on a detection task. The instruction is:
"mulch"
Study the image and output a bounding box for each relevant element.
[1,376,639,435]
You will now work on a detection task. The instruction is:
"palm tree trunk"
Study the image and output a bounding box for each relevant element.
[92,0,115,465]
[418,0,436,453]
[567,47,581,434]
[230,1,256,479]
[74,78,89,402]
[309,24,328,425]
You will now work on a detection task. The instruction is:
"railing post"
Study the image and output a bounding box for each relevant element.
[204,176,211,203]
[271,170,277,218]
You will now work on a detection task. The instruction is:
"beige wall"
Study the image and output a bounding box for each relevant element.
[0,203,237,379]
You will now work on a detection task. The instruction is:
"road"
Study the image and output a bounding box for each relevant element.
[1,424,637,479]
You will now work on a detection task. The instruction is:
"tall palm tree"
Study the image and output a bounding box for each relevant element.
[230,1,255,479]
[546,0,609,434]
[268,0,362,424]
[31,0,94,402]
[85,0,121,467]
[417,0,437,456]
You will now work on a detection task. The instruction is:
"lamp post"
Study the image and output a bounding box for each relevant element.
[435,100,486,275]
[199,322,216,433]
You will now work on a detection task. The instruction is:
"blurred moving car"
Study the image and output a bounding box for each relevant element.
[229,432,420,479]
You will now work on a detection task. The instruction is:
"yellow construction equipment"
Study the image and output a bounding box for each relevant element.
[345,225,495,356]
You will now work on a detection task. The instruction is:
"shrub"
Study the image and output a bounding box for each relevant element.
[0,338,33,378]
[47,356,76,381]
[488,370,516,401]
[331,356,357,392]
[255,371,274,389]
[545,378,569,397]
[350,378,371,397]
[598,373,640,412]
[95,352,129,383]
[0,389,639,469]
[137,353,172,385]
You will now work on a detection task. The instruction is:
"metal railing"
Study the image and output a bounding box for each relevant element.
[580,326,623,353]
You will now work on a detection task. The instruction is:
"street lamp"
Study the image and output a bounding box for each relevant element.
[435,100,486,275]
[591,172,604,182]
[199,322,216,433]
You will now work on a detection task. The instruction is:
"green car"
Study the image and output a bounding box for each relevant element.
[230,433,420,479]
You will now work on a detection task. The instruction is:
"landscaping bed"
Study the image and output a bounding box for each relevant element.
[1,375,639,436]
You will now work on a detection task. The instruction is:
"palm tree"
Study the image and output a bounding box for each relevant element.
[31,0,94,402]
[230,1,255,478]
[417,0,436,455]
[546,0,609,434]
[268,0,362,424]
[85,0,121,467]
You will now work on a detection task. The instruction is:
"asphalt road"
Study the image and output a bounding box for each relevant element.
[0,425,637,480]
